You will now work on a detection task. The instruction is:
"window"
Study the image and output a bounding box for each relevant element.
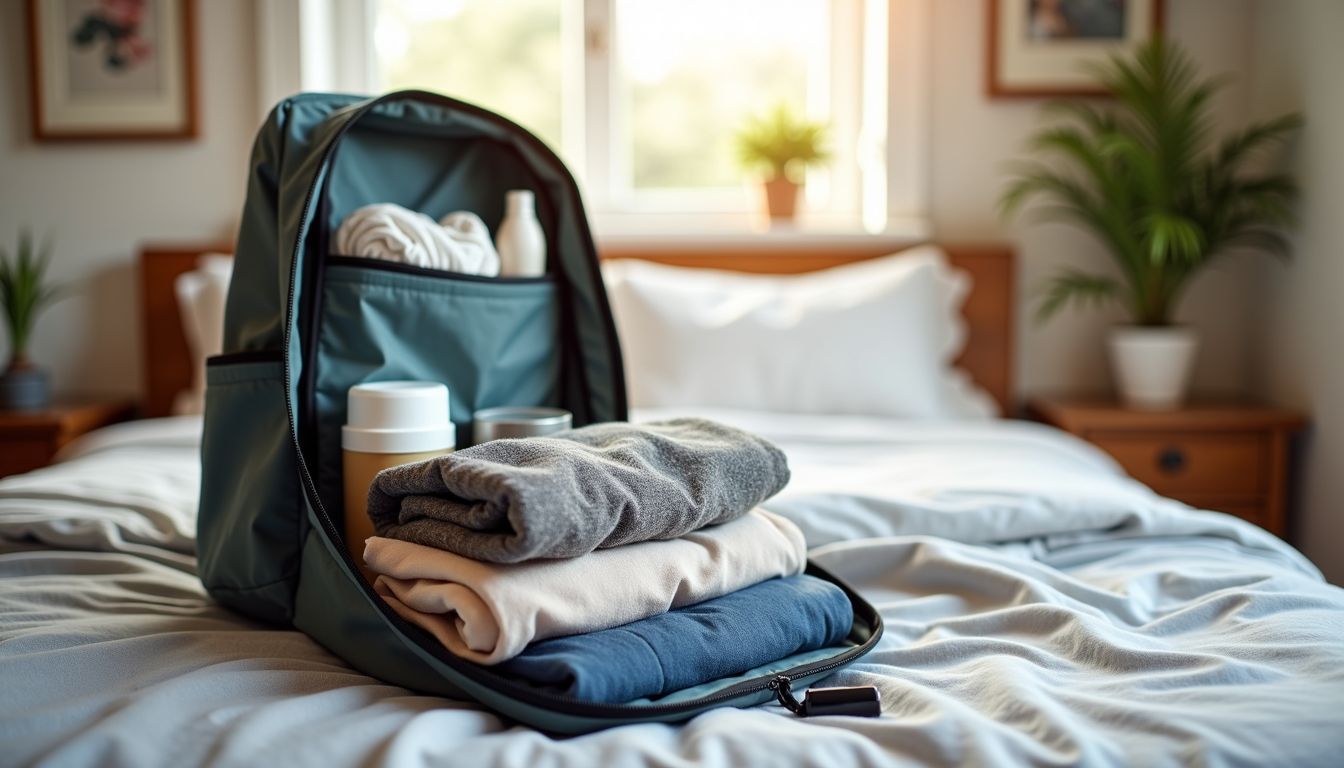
[374,0,566,152]
[608,0,831,195]
[260,0,928,235]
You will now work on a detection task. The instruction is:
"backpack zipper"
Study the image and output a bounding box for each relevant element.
[325,255,553,284]
[768,674,883,718]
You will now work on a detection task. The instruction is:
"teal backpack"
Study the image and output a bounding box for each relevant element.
[198,90,882,733]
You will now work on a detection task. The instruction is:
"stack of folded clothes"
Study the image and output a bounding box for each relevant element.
[361,418,855,703]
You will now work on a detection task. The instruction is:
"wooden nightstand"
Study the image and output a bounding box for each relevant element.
[1028,396,1305,537]
[0,398,137,478]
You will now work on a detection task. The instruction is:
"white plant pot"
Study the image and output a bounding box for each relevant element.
[1108,326,1199,410]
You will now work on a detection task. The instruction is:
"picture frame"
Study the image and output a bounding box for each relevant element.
[26,0,198,141]
[987,0,1164,98]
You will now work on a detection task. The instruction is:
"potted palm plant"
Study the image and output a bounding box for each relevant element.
[1001,38,1301,409]
[736,105,830,222]
[0,231,65,410]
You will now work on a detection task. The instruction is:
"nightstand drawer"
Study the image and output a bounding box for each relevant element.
[1088,432,1266,496]
[0,438,56,477]
[0,399,136,478]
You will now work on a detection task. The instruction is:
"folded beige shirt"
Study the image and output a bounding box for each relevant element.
[364,508,807,665]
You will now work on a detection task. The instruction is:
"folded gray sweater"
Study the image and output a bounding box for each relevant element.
[365,418,790,563]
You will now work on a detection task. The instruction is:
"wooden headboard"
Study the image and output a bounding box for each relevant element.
[140,244,233,418]
[140,241,1015,418]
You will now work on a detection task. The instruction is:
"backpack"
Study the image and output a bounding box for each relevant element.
[198,90,882,733]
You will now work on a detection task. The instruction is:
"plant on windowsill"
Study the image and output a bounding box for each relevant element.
[1000,38,1302,410]
[0,231,66,411]
[736,105,830,224]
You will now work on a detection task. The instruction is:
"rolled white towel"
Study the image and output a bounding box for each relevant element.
[363,508,807,665]
[335,203,500,276]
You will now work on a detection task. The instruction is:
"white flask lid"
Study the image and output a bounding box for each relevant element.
[341,380,456,453]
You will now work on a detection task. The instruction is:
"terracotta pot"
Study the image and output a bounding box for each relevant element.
[762,177,801,221]
[1108,326,1199,410]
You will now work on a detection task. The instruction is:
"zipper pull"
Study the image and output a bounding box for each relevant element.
[769,675,882,718]
[768,675,805,714]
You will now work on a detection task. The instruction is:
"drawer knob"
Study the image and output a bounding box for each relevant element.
[1158,447,1187,474]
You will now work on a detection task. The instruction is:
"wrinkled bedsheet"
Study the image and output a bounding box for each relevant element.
[1,412,1341,767]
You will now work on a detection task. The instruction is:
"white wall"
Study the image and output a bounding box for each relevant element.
[0,0,257,397]
[1247,1,1344,584]
[1,0,1267,405]
[928,0,1261,400]
[0,0,1269,405]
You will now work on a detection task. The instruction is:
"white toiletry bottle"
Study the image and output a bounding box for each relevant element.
[496,190,546,277]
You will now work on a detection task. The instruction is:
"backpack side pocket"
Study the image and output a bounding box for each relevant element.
[198,352,303,624]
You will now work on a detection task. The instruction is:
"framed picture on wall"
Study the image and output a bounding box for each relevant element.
[987,0,1164,97]
[26,0,198,141]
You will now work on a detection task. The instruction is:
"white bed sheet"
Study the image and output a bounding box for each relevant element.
[1,413,1342,767]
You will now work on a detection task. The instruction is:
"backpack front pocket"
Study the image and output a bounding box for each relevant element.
[310,259,563,529]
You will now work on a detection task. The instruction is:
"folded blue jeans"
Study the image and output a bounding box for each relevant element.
[498,574,853,703]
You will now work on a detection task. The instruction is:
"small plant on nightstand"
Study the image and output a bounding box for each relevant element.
[736,104,830,224]
[0,230,65,410]
[1000,38,1302,410]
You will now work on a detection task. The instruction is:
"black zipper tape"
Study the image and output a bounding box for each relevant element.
[206,349,284,367]
[325,255,554,285]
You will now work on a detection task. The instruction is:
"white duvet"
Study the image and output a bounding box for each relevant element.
[1,412,1342,767]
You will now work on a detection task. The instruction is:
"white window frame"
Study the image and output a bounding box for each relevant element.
[253,0,929,239]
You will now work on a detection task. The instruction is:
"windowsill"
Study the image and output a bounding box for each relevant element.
[592,213,932,250]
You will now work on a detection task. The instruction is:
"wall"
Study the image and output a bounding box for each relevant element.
[1,1,1267,405]
[0,0,1267,405]
[928,0,1261,399]
[1247,1,1344,584]
[0,0,257,397]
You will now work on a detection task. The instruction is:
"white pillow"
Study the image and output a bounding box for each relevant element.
[601,246,997,419]
[172,254,233,415]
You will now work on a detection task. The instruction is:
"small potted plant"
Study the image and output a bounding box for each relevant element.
[1001,38,1301,409]
[0,231,65,411]
[736,104,830,223]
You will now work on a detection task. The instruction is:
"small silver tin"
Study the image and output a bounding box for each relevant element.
[471,407,573,444]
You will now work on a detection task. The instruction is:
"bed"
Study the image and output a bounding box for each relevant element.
[2,242,1342,767]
